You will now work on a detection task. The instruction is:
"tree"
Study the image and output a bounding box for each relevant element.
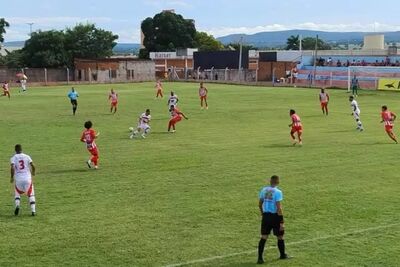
[286,35,299,50]
[140,11,196,58]
[194,32,223,51]
[23,30,69,67]
[1,49,26,68]
[65,23,118,64]
[20,24,118,67]
[0,18,10,43]
[286,35,331,50]
[302,37,331,50]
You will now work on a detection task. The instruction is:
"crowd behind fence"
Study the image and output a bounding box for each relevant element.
[165,66,257,83]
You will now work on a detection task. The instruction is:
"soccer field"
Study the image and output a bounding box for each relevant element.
[0,82,399,267]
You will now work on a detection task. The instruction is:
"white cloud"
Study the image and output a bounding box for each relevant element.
[115,29,141,43]
[6,16,116,26]
[201,22,400,38]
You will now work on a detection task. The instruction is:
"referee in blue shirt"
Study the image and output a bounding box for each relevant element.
[257,175,290,264]
[67,87,79,115]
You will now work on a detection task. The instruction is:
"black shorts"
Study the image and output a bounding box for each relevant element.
[261,213,284,236]
[71,100,78,105]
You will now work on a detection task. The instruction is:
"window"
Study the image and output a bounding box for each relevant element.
[126,70,134,80]
[110,70,117,79]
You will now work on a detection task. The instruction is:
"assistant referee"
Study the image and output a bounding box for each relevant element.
[67,87,79,115]
[257,175,290,264]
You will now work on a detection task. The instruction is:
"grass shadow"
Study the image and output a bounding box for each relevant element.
[44,168,89,174]
[350,142,396,146]
[261,144,297,148]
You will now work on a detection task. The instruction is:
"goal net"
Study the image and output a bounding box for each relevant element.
[347,66,400,91]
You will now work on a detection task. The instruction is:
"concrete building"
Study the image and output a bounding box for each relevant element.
[74,57,155,83]
[363,34,385,50]
[150,49,197,79]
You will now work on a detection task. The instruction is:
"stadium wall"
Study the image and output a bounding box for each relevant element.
[0,67,73,84]
[74,58,155,83]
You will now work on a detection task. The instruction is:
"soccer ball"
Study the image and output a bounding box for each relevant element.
[128,127,134,132]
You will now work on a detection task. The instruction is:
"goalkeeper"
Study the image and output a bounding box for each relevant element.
[351,75,359,96]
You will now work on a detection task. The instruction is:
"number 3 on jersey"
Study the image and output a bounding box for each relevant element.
[18,160,25,170]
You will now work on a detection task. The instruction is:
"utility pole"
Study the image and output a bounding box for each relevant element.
[299,35,303,51]
[238,36,243,81]
[27,23,34,36]
[312,34,319,86]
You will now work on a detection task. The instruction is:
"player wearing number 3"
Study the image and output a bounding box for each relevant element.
[80,121,100,169]
[10,144,37,216]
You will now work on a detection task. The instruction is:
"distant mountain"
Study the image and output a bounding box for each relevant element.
[3,41,25,48]
[217,30,400,48]
[113,43,140,54]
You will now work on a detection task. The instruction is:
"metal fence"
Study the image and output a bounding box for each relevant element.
[167,67,257,82]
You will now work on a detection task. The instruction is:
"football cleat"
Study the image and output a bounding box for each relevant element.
[257,258,265,264]
[279,254,293,260]
[14,206,20,216]
[31,212,36,216]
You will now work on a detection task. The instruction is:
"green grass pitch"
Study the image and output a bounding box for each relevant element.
[0,82,399,267]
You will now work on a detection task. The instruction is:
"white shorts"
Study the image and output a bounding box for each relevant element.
[15,179,34,197]
[139,123,150,131]
[353,111,360,120]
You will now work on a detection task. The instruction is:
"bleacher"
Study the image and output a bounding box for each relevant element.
[297,55,400,89]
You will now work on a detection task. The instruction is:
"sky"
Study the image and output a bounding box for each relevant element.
[1,0,400,43]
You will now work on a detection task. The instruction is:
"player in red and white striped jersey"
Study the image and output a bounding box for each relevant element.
[168,105,188,133]
[380,105,398,144]
[155,80,163,98]
[108,89,118,114]
[2,81,10,99]
[80,121,100,169]
[199,82,208,109]
[319,89,329,115]
[289,109,303,146]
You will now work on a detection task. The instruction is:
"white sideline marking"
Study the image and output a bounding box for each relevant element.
[164,223,400,267]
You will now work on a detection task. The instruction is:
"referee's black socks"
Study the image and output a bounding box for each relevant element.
[278,239,286,257]
[258,238,266,260]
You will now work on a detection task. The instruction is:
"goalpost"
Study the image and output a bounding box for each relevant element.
[347,66,400,92]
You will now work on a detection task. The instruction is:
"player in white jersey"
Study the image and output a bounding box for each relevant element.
[167,91,179,108]
[10,144,37,216]
[349,96,364,131]
[130,109,151,139]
